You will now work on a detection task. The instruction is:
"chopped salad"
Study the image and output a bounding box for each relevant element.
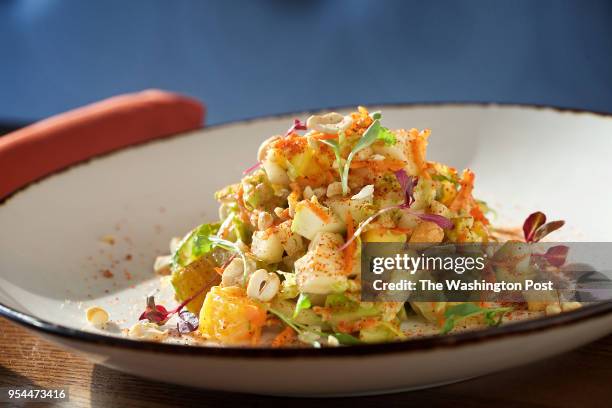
[134,107,577,347]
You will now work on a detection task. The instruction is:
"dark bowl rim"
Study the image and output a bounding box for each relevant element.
[1,100,611,358]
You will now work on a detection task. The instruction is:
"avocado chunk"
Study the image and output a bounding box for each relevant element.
[171,256,221,313]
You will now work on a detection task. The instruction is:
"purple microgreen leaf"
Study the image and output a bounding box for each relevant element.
[395,170,452,228]
[415,213,454,230]
[394,170,418,207]
[242,161,262,175]
[139,296,171,325]
[138,281,211,326]
[176,310,199,334]
[542,245,569,267]
[285,118,307,137]
[523,212,547,242]
[532,220,565,243]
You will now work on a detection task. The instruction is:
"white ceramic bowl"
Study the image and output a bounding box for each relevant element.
[1,103,611,396]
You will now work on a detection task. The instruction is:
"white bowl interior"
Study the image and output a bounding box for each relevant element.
[1,104,611,333]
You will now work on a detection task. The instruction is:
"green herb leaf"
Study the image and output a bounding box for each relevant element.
[441,303,512,334]
[342,119,397,195]
[192,224,217,257]
[332,333,363,345]
[293,293,312,318]
[352,119,383,152]
[444,303,483,318]
[319,137,348,194]
[377,127,396,146]
[320,139,342,166]
[171,222,248,283]
[172,223,220,270]
[324,293,355,308]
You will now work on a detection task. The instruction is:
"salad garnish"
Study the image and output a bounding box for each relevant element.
[340,169,452,251]
[176,310,199,334]
[534,245,570,268]
[292,293,312,318]
[523,211,565,243]
[285,118,307,136]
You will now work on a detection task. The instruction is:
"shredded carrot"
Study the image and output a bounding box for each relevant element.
[304,200,331,223]
[470,203,490,225]
[246,305,267,346]
[350,158,406,172]
[251,328,261,346]
[275,134,307,158]
[278,208,290,219]
[288,192,299,216]
[343,212,355,275]
[410,140,426,178]
[449,169,475,212]
[271,326,295,348]
[313,133,339,140]
[214,267,224,276]
[235,184,251,222]
[389,227,412,234]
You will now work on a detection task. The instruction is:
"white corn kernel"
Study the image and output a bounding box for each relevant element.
[306,113,353,134]
[128,322,168,341]
[86,306,109,327]
[247,269,280,302]
[257,211,274,231]
[313,187,326,198]
[327,335,340,347]
[221,257,255,287]
[303,186,315,200]
[326,181,343,198]
[274,207,285,217]
[284,234,305,257]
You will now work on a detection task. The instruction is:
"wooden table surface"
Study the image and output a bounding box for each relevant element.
[0,318,610,408]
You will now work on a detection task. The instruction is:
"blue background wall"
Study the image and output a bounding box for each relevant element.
[1,0,611,125]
